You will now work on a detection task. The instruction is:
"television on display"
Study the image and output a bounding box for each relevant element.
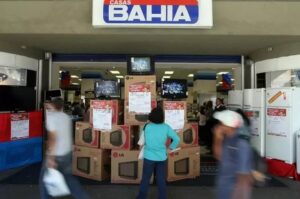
[161,79,188,99]
[94,80,120,98]
[127,56,155,75]
[118,161,138,179]
[183,128,193,144]
[110,130,123,147]
[174,158,189,175]
[45,90,62,101]
[77,157,91,174]
[82,128,93,143]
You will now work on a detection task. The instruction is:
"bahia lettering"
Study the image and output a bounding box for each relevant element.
[103,0,199,24]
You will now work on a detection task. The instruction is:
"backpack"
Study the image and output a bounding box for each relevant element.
[238,134,269,187]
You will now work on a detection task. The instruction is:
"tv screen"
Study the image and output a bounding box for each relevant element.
[161,79,188,99]
[119,161,138,179]
[82,128,93,143]
[183,128,193,144]
[110,130,123,147]
[45,90,61,101]
[77,157,90,174]
[127,56,154,75]
[0,86,36,112]
[174,158,189,175]
[95,80,120,98]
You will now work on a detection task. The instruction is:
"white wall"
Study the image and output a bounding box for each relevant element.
[0,52,39,71]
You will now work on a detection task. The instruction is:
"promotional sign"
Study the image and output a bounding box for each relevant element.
[93,0,213,28]
[128,84,151,113]
[92,101,113,130]
[266,108,289,137]
[164,101,185,130]
[11,113,29,140]
[245,111,260,136]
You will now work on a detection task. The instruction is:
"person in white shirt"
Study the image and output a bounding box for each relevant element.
[39,98,90,199]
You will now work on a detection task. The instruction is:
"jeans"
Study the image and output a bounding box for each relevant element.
[39,152,90,199]
[136,158,167,199]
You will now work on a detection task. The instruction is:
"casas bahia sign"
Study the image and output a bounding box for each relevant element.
[93,0,213,28]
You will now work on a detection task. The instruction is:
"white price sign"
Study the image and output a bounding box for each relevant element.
[93,109,112,130]
[165,109,185,130]
[11,113,29,139]
[129,92,151,113]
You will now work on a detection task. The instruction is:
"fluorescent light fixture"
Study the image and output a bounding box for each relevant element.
[71,75,79,79]
[231,78,235,81]
[59,78,61,80]
[232,68,236,70]
[162,76,171,79]
[217,72,229,75]
[165,71,174,75]
[116,75,124,79]
[72,82,79,85]
[78,79,82,81]
[219,82,223,84]
[188,74,194,77]
[110,70,120,74]
[59,70,62,73]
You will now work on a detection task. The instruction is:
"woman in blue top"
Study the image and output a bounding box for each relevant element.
[136,107,180,199]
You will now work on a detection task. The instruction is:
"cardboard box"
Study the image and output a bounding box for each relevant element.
[163,101,187,130]
[100,125,134,150]
[111,150,153,184]
[90,100,123,128]
[124,100,157,125]
[167,146,200,182]
[72,146,110,181]
[124,75,156,100]
[167,123,199,148]
[75,122,100,148]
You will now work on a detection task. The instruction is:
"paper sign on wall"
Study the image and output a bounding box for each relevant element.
[11,113,29,140]
[266,108,289,137]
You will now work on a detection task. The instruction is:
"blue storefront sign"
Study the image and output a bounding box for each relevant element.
[93,0,213,28]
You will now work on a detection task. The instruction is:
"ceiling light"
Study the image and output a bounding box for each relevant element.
[162,76,171,79]
[110,70,120,74]
[72,83,79,85]
[21,45,27,49]
[58,78,61,80]
[71,75,79,79]
[231,78,235,81]
[188,74,194,77]
[232,68,236,70]
[217,72,229,75]
[165,71,174,75]
[78,79,82,81]
[116,75,124,79]
[59,70,62,73]
[219,82,223,84]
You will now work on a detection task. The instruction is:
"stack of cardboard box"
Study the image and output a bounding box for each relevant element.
[111,75,156,184]
[163,100,201,182]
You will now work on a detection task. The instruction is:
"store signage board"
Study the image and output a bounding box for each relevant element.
[93,0,213,28]
[11,113,29,140]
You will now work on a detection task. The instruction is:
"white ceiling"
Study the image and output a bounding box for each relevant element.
[57,61,240,85]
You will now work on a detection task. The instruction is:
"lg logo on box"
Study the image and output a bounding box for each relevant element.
[113,152,125,158]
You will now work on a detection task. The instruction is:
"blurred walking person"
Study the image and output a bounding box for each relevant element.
[213,110,253,199]
[136,107,180,199]
[39,98,90,199]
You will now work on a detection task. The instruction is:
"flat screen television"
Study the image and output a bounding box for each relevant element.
[0,86,36,112]
[94,80,120,98]
[127,56,155,75]
[118,161,138,179]
[77,157,91,174]
[161,79,188,99]
[110,130,123,147]
[82,128,93,143]
[174,158,189,175]
[183,128,193,144]
[45,90,62,101]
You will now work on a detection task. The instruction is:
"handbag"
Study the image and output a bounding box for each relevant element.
[138,123,148,160]
[43,168,70,197]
